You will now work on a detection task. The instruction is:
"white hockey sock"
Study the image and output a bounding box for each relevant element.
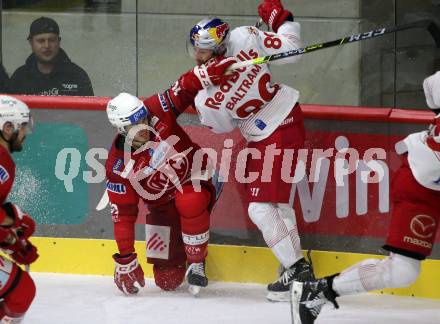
[248,202,302,268]
[332,253,421,296]
[277,203,303,266]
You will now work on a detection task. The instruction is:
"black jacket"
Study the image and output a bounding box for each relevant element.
[9,48,94,96]
[0,63,9,93]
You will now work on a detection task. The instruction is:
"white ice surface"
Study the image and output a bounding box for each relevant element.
[25,273,440,324]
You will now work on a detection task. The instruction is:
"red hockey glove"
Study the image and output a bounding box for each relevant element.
[258,0,293,32]
[113,253,145,295]
[2,203,36,239]
[192,56,237,89]
[10,239,39,265]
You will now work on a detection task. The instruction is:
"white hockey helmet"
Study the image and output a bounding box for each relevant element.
[187,16,230,57]
[106,92,150,135]
[0,95,32,133]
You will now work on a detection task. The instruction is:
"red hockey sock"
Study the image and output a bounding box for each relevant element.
[113,216,136,255]
[175,186,211,263]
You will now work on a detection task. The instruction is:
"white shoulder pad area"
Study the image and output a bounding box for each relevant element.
[277,21,301,39]
[226,26,259,54]
[423,71,440,109]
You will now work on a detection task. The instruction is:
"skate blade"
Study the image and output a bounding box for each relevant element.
[188,284,201,296]
[290,281,304,324]
[266,291,290,302]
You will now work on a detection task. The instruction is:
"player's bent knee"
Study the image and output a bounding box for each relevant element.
[3,270,36,316]
[175,186,210,219]
[153,264,186,291]
[248,202,274,228]
[384,253,420,288]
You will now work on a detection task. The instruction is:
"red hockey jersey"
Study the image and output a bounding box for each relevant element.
[0,145,15,222]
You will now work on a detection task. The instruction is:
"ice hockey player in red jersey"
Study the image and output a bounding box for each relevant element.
[290,72,440,324]
[174,0,312,302]
[105,91,224,296]
[0,95,38,323]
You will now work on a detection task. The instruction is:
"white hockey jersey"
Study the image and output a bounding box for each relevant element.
[396,131,440,191]
[394,71,440,191]
[423,71,440,109]
[194,21,302,142]
[393,72,440,190]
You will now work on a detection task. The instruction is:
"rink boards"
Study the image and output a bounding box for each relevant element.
[27,237,440,299]
[7,96,440,300]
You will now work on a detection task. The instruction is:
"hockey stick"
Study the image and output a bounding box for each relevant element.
[95,190,109,211]
[228,19,440,70]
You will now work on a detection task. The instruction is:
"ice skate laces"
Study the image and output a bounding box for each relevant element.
[280,267,297,285]
[279,260,311,285]
[186,262,205,277]
[301,280,339,314]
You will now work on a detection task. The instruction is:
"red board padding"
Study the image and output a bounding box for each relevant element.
[11,95,435,124]
[389,108,436,124]
[13,95,110,110]
[300,104,391,122]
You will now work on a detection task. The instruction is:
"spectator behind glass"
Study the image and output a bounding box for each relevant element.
[0,63,9,93]
[9,17,94,96]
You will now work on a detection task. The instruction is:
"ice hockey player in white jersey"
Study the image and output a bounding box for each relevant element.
[290,72,440,324]
[177,0,313,302]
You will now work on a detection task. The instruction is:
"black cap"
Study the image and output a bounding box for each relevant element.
[28,17,60,39]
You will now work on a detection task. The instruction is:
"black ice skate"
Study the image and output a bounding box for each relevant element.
[290,276,339,324]
[267,258,315,302]
[185,262,208,296]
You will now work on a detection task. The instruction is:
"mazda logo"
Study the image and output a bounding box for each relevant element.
[410,214,436,239]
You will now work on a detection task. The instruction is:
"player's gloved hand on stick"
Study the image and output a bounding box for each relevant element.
[192,56,237,89]
[10,239,39,265]
[258,0,293,32]
[2,202,36,239]
[0,227,39,265]
[0,203,39,265]
[113,252,145,295]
